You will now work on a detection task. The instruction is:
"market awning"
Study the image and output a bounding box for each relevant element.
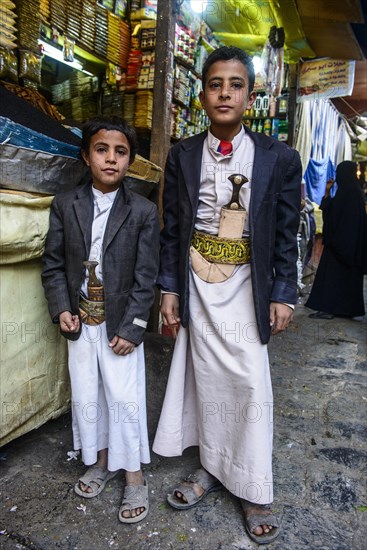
[202,0,365,63]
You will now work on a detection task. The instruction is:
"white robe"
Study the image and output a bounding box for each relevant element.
[154,129,274,504]
[68,323,150,472]
[68,187,150,472]
[153,264,274,505]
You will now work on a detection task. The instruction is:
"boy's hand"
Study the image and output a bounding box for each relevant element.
[109,335,135,355]
[161,293,181,327]
[59,311,80,332]
[269,302,293,335]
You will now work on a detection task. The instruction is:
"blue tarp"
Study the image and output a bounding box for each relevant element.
[0,117,81,159]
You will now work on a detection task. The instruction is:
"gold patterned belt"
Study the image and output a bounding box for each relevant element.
[191,231,251,265]
[79,294,105,326]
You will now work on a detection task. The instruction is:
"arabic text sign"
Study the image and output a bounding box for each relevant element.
[297,59,355,102]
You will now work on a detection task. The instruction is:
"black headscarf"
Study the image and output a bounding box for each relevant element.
[322,161,367,271]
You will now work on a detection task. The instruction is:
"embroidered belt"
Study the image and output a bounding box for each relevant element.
[79,294,105,326]
[191,231,251,265]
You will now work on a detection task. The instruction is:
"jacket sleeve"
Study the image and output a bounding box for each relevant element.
[156,145,181,293]
[41,197,72,322]
[115,202,160,344]
[270,147,302,304]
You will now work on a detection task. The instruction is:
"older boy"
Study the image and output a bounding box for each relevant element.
[153,47,301,544]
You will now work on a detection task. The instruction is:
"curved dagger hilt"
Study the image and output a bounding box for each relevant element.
[223,174,248,210]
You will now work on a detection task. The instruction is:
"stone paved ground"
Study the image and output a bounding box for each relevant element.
[0,287,366,550]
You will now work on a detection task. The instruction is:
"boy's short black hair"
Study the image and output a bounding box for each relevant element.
[202,46,255,93]
[81,115,138,163]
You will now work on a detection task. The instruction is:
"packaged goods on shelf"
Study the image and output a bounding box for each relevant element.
[0,1,18,50]
[126,49,143,90]
[65,3,81,42]
[101,0,114,9]
[50,0,67,35]
[278,119,288,141]
[16,0,41,52]
[271,118,279,139]
[171,103,208,140]
[173,62,193,107]
[140,21,156,50]
[174,24,195,66]
[107,11,130,68]
[122,92,135,126]
[115,0,128,19]
[51,80,71,103]
[95,4,108,58]
[130,0,157,21]
[134,90,153,129]
[102,88,124,117]
[137,51,155,89]
[51,72,98,121]
[0,48,18,82]
[80,0,96,52]
[70,94,97,121]
[18,50,42,84]
[39,0,50,26]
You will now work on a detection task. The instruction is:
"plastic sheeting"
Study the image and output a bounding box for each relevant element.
[0,190,69,447]
[0,144,88,195]
[0,116,81,158]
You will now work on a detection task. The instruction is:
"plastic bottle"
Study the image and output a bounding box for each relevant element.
[254,94,262,118]
[271,118,279,139]
[278,119,288,141]
[269,95,276,118]
[264,118,271,136]
[262,95,269,117]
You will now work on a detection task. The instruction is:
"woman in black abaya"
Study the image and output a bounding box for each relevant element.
[306,161,366,319]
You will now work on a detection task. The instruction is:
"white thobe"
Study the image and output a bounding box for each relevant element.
[68,187,150,472]
[153,128,274,504]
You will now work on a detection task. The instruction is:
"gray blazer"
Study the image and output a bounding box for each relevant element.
[42,180,160,345]
[157,127,302,344]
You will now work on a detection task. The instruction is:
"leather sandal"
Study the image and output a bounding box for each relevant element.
[118,481,149,524]
[167,468,222,510]
[241,500,281,545]
[74,465,119,499]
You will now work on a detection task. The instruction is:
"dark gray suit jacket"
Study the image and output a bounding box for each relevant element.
[157,127,302,344]
[42,180,160,345]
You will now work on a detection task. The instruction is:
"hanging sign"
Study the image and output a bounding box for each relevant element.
[297,59,355,102]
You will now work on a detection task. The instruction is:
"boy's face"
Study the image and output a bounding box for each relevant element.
[199,59,256,138]
[82,129,131,194]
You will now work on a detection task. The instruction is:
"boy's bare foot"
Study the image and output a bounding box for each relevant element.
[120,470,146,519]
[74,449,118,500]
[167,468,221,509]
[78,449,108,494]
[241,499,280,544]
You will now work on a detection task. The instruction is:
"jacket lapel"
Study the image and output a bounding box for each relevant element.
[248,130,279,224]
[73,183,93,253]
[103,184,131,251]
[179,131,207,211]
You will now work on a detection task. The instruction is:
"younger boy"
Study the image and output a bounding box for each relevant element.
[42,116,159,523]
[153,47,301,544]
